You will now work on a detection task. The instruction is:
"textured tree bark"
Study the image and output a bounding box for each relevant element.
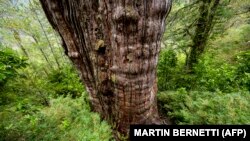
[39,0,172,134]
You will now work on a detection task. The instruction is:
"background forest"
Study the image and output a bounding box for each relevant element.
[0,0,249,140]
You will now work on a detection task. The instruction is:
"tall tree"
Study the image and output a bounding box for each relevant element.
[186,0,220,71]
[0,0,64,72]
[39,0,172,134]
[163,0,223,72]
[29,0,61,69]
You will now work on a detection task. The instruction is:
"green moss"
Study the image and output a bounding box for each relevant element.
[111,74,116,83]
[95,39,105,51]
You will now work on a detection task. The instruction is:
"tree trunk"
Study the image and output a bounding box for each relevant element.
[186,0,220,71]
[39,0,172,134]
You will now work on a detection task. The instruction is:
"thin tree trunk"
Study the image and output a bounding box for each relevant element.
[31,34,54,70]
[13,30,49,103]
[29,0,61,69]
[13,30,29,57]
[40,0,172,134]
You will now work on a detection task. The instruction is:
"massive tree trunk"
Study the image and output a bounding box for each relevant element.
[39,0,172,134]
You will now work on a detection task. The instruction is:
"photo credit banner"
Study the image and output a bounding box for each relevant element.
[130,125,250,141]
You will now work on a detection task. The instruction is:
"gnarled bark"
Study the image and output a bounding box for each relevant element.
[39,0,172,134]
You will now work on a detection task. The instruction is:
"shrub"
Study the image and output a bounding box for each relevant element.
[158,89,250,125]
[193,54,237,92]
[157,50,248,92]
[0,48,27,88]
[157,49,178,91]
[46,66,85,98]
[235,51,250,91]
[0,94,113,141]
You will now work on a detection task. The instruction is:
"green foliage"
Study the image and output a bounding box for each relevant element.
[46,66,85,98]
[237,51,250,75]
[157,49,178,91]
[0,0,249,139]
[0,50,113,140]
[157,51,250,92]
[193,54,237,92]
[235,51,250,90]
[158,25,250,92]
[158,89,250,124]
[0,48,27,87]
[0,94,113,141]
[157,48,195,91]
